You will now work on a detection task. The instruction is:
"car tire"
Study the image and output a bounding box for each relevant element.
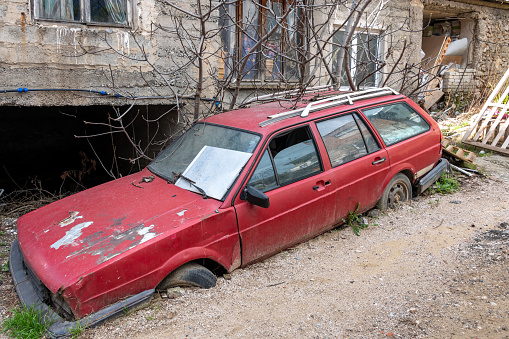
[157,262,217,290]
[377,173,412,210]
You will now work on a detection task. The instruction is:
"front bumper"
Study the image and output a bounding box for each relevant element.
[9,240,154,338]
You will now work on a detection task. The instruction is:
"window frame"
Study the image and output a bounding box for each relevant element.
[332,29,383,88]
[315,111,381,168]
[247,125,324,193]
[361,102,431,147]
[33,0,132,27]
[218,0,303,83]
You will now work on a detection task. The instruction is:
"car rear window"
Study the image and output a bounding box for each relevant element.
[362,102,430,146]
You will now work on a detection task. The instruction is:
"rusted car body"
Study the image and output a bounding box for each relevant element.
[10,88,445,336]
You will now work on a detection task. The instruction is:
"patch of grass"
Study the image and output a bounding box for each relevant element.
[69,321,85,338]
[342,203,368,236]
[2,306,53,339]
[451,122,469,131]
[434,173,459,194]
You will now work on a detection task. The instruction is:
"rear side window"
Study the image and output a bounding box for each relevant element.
[362,102,430,146]
[316,113,380,167]
[248,126,322,191]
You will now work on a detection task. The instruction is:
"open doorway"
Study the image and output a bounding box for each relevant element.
[420,7,478,110]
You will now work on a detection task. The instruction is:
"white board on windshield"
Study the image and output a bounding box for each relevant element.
[175,145,252,200]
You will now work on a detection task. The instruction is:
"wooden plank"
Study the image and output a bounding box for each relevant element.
[422,36,450,70]
[483,104,509,144]
[463,140,509,155]
[463,67,509,143]
[442,141,476,163]
[492,118,509,146]
[218,51,225,80]
[424,88,444,110]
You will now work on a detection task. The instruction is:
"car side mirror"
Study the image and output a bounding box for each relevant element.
[242,186,270,208]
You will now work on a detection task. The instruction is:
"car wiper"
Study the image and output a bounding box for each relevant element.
[171,172,208,199]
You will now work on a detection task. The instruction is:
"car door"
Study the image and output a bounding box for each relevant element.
[234,125,337,265]
[361,101,440,179]
[315,112,391,220]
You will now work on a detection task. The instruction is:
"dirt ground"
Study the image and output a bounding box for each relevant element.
[1,154,508,339]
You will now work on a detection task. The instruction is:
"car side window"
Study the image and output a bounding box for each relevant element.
[354,114,381,153]
[247,150,278,192]
[316,113,379,167]
[362,102,430,146]
[248,126,321,191]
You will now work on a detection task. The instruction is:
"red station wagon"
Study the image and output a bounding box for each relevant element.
[10,87,447,336]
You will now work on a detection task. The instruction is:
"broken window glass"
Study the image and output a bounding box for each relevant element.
[248,150,278,192]
[363,103,430,146]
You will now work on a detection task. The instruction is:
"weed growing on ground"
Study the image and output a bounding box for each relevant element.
[69,321,85,338]
[342,203,368,236]
[2,306,53,339]
[434,173,459,194]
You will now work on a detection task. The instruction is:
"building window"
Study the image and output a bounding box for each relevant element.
[218,0,302,82]
[332,31,381,88]
[35,0,130,26]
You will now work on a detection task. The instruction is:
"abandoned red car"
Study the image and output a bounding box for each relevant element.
[10,87,447,336]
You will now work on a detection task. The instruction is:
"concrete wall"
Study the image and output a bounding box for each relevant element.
[1,0,508,107]
[0,0,218,107]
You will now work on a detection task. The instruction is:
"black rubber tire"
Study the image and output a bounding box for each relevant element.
[377,173,412,210]
[157,262,217,290]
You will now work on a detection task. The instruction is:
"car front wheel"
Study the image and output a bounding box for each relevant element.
[157,262,217,290]
[377,173,412,210]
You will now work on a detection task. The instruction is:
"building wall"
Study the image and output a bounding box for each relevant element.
[2,0,508,107]
[0,0,219,107]
[424,0,509,88]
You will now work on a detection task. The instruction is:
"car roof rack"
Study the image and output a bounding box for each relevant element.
[242,85,334,106]
[259,87,399,127]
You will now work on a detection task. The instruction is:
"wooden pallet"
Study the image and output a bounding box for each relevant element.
[462,66,509,155]
[442,139,477,163]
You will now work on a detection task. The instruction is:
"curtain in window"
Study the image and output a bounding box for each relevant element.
[105,0,127,24]
[43,0,74,20]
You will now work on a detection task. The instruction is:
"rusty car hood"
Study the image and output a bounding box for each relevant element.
[16,168,223,293]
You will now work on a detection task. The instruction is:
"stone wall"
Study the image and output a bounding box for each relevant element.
[424,0,509,90]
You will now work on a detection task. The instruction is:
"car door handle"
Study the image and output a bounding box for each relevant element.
[313,180,331,191]
[372,157,386,165]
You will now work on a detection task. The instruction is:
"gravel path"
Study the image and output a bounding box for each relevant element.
[86,156,509,339]
[1,155,508,339]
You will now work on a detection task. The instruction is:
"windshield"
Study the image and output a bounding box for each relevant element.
[148,123,261,198]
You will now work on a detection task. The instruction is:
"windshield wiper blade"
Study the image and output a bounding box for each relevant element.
[172,172,208,199]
